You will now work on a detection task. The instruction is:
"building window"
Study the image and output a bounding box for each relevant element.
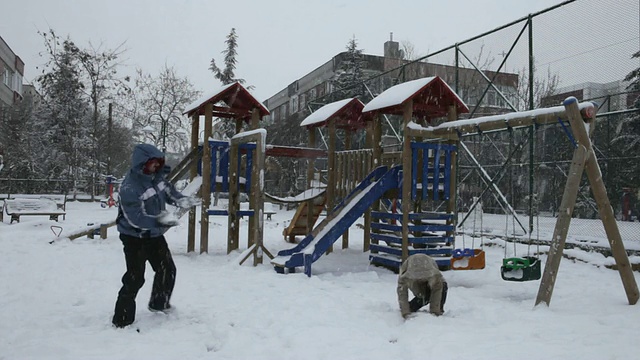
[299,94,306,112]
[14,73,23,95]
[309,88,316,100]
[2,67,10,87]
[290,96,299,114]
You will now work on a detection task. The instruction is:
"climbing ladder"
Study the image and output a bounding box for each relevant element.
[369,142,456,271]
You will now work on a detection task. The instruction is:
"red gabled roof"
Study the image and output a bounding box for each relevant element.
[362,76,469,119]
[183,82,270,121]
[300,98,370,131]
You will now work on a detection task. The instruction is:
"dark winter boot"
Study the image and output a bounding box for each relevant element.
[112,296,136,328]
[409,296,428,312]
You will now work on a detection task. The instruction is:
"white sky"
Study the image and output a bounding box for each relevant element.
[2,0,564,102]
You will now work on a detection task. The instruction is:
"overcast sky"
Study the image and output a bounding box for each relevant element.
[3,0,581,102]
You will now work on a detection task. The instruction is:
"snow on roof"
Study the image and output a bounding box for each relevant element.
[362,77,436,113]
[183,82,237,115]
[425,101,596,132]
[300,98,354,127]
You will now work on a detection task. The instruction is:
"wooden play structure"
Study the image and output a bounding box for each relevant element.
[271,77,468,275]
[182,82,270,265]
[172,76,638,306]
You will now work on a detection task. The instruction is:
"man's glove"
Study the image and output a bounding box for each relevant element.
[176,196,202,209]
[157,210,179,226]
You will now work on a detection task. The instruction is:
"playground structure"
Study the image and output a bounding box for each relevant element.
[170,76,637,306]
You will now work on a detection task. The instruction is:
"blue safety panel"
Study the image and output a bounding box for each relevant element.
[197,141,257,194]
[370,233,452,245]
[407,142,456,202]
[369,244,453,257]
[206,209,255,217]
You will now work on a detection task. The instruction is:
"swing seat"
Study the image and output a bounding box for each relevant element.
[500,256,541,282]
[451,248,486,270]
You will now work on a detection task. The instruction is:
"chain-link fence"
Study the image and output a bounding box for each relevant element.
[341,0,640,249]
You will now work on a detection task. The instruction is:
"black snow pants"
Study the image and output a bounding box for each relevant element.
[112,233,176,327]
[409,281,448,313]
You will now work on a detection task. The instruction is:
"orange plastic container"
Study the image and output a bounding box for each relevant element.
[451,248,486,270]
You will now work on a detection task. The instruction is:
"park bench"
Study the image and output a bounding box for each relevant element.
[6,194,67,220]
[235,202,277,220]
[264,202,276,221]
[3,198,67,224]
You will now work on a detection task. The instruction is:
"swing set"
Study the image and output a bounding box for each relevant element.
[420,97,638,304]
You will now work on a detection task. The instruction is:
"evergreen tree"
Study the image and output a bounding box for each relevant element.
[332,36,367,100]
[209,28,247,86]
[607,50,640,212]
[209,28,252,138]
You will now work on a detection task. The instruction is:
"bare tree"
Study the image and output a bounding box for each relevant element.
[401,40,425,61]
[133,65,201,157]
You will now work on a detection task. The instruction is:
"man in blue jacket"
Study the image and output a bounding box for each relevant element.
[112,144,200,328]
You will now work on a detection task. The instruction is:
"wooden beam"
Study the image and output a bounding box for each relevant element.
[401,100,413,261]
[564,98,638,305]
[200,103,213,253]
[187,114,199,253]
[342,130,352,249]
[265,146,327,159]
[247,107,260,247]
[535,145,587,306]
[306,129,316,236]
[446,105,458,238]
[326,118,336,254]
[423,103,596,139]
[536,97,639,306]
[227,138,240,253]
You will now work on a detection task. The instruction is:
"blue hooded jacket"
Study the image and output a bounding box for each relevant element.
[116,144,185,238]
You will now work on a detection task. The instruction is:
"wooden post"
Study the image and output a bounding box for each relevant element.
[535,145,587,306]
[228,139,240,253]
[306,128,316,235]
[250,132,264,264]
[188,114,199,253]
[446,105,458,239]
[100,224,108,239]
[536,97,639,306]
[248,108,264,247]
[401,100,413,261]
[365,114,383,252]
[363,119,374,252]
[566,98,638,305]
[236,131,274,266]
[250,108,260,130]
[235,118,243,134]
[326,118,336,254]
[200,103,213,253]
[342,130,352,249]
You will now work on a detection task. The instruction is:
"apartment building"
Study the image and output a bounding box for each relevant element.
[0,36,25,109]
[542,80,640,111]
[263,36,519,125]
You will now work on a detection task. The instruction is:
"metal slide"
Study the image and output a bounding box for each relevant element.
[272,166,401,276]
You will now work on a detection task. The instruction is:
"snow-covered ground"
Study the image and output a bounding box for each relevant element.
[1,200,639,359]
